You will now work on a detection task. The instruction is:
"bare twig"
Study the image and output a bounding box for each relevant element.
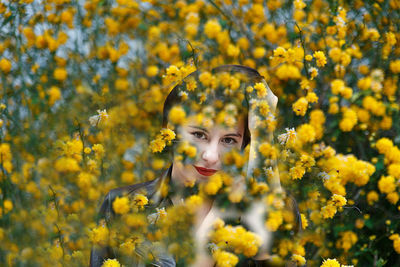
[343,205,362,214]
[76,120,87,167]
[294,22,311,80]
[207,0,253,42]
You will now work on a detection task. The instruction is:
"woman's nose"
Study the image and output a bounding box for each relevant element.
[201,143,219,166]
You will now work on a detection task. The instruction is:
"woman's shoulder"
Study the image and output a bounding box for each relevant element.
[97,165,173,222]
[97,178,160,222]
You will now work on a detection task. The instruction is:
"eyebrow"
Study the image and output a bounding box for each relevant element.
[225,133,242,138]
[188,126,209,133]
[188,126,242,138]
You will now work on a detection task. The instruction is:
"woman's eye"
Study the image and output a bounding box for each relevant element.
[191,131,207,140]
[222,137,237,145]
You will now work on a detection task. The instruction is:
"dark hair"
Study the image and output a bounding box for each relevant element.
[162,65,265,150]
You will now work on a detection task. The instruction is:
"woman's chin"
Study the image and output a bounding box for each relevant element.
[195,172,220,183]
[197,175,210,182]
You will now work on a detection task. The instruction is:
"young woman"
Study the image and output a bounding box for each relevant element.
[90,65,300,267]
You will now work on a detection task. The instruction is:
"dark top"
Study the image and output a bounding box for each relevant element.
[89,165,300,267]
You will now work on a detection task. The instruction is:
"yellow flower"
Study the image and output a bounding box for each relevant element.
[0,58,12,73]
[134,194,148,208]
[23,27,36,46]
[254,82,268,98]
[306,92,318,103]
[313,51,327,67]
[60,9,74,28]
[320,258,340,267]
[150,138,166,153]
[380,116,392,130]
[258,142,275,158]
[213,218,225,229]
[119,239,136,255]
[329,47,342,63]
[273,46,287,63]
[160,128,176,141]
[101,258,121,267]
[212,250,238,267]
[204,19,222,39]
[146,65,159,77]
[331,79,345,94]
[227,44,240,57]
[388,164,400,179]
[105,17,120,36]
[53,67,68,81]
[199,71,212,87]
[185,195,203,209]
[390,59,400,74]
[367,191,379,205]
[163,65,181,84]
[277,64,301,80]
[290,165,305,180]
[297,124,316,143]
[357,77,372,90]
[385,32,397,46]
[309,67,318,79]
[115,78,130,91]
[339,108,357,132]
[300,214,308,229]
[253,47,266,59]
[90,224,109,245]
[185,23,198,37]
[112,196,130,215]
[339,119,354,132]
[228,188,243,203]
[389,234,400,254]
[210,225,261,257]
[292,254,306,265]
[186,78,197,91]
[229,76,240,91]
[266,210,283,231]
[47,86,61,106]
[331,194,347,207]
[204,173,223,195]
[337,231,358,252]
[168,106,186,125]
[378,175,396,194]
[292,97,308,116]
[54,157,80,172]
[310,109,325,125]
[321,204,337,219]
[375,138,393,154]
[3,199,13,213]
[121,171,135,183]
[294,0,306,9]
[387,192,399,204]
[237,37,249,50]
[258,101,270,116]
[177,141,197,158]
[92,144,105,158]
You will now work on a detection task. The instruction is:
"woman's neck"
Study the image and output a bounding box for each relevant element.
[170,162,214,224]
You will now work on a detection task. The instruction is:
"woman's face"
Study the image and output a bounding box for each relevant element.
[172,114,245,184]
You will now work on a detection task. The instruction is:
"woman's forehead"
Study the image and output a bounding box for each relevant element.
[184,114,245,133]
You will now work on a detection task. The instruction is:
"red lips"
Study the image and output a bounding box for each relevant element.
[194,165,218,176]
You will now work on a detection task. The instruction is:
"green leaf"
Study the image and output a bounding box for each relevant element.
[376,258,387,267]
[375,156,385,172]
[1,14,15,27]
[365,219,373,229]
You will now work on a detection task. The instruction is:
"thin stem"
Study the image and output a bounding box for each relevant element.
[294,22,310,80]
